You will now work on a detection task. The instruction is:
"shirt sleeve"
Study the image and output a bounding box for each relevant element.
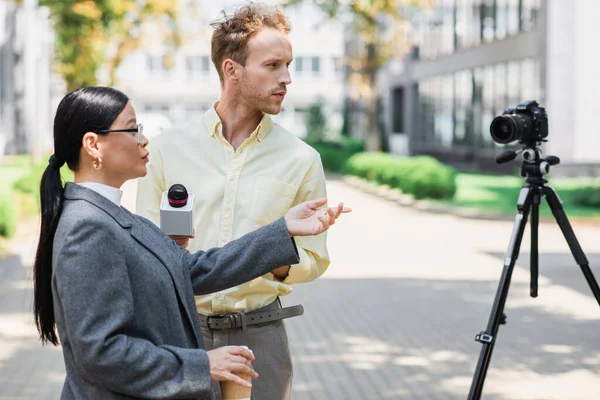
[136,141,166,227]
[282,152,331,284]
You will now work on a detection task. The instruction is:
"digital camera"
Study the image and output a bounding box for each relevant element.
[489,100,548,144]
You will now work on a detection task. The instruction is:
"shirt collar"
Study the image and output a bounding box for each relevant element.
[76,182,123,206]
[203,103,274,142]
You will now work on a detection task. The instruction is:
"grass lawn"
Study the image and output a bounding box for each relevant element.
[0,154,33,194]
[442,173,600,219]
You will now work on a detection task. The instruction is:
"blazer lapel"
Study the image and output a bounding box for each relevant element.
[128,223,201,346]
[63,183,202,347]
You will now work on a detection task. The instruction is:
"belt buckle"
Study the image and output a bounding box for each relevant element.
[207,314,227,329]
[228,313,248,332]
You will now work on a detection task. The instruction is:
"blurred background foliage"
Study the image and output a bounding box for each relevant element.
[41,0,181,90]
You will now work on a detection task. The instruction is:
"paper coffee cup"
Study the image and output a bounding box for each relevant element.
[220,371,251,400]
[220,356,252,400]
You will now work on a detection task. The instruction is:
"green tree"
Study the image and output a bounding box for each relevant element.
[284,0,432,151]
[305,98,327,142]
[40,0,181,91]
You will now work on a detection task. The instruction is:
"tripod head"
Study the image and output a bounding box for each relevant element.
[495,142,560,183]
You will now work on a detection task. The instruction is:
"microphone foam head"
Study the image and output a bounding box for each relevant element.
[168,184,188,208]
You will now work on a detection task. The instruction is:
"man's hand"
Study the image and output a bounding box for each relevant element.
[284,199,351,237]
[169,230,195,249]
[271,265,290,280]
[207,346,258,387]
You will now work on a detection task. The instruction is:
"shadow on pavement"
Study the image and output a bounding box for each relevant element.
[0,252,65,399]
[286,276,600,400]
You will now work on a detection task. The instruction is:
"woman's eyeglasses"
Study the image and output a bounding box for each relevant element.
[95,123,144,143]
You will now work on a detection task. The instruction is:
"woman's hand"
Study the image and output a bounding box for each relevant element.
[284,198,351,237]
[207,346,257,387]
[169,230,195,249]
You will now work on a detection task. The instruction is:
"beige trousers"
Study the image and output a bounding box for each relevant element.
[200,300,293,400]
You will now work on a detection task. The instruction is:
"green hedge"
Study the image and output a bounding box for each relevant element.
[572,186,600,208]
[345,152,458,200]
[12,163,73,204]
[305,138,364,172]
[0,195,17,238]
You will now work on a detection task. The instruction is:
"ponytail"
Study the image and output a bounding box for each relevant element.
[33,86,129,345]
[33,156,65,345]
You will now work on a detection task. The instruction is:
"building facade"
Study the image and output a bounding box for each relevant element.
[115,0,345,139]
[385,0,600,175]
[0,0,60,159]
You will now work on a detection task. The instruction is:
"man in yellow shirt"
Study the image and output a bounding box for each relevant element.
[135,4,329,399]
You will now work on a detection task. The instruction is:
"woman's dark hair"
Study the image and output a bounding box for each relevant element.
[34,86,129,345]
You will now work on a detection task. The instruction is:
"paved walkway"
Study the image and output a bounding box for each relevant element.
[1,177,599,399]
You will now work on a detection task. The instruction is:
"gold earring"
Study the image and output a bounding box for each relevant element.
[92,157,103,170]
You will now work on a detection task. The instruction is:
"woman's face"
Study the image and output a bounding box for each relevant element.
[99,102,149,185]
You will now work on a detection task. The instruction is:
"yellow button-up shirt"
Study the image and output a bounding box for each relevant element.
[135,106,330,315]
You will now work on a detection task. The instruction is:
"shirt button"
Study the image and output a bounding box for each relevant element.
[227,148,233,153]
[228,175,235,181]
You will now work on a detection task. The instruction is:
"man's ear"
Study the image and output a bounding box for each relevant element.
[81,132,103,159]
[223,58,239,82]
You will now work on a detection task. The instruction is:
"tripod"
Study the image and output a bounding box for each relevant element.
[468,144,600,399]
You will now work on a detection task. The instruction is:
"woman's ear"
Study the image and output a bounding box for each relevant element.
[81,132,102,159]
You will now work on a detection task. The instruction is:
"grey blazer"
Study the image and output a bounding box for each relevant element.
[51,183,300,399]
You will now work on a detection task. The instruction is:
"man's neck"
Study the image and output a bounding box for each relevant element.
[215,98,264,150]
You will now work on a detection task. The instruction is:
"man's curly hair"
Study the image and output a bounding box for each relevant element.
[211,3,291,85]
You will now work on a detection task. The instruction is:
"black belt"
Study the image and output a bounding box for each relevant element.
[198,304,304,332]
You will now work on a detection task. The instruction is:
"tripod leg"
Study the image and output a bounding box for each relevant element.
[543,186,600,305]
[468,186,534,400]
[530,196,540,298]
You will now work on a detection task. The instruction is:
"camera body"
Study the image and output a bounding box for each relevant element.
[490,100,548,144]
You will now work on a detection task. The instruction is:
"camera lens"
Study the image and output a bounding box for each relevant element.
[490,114,525,144]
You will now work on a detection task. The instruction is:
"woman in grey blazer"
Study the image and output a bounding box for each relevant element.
[33,87,349,400]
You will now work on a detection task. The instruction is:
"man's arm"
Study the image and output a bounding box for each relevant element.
[274,153,330,283]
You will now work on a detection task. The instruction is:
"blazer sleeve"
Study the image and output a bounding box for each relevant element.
[182,217,300,295]
[53,217,212,398]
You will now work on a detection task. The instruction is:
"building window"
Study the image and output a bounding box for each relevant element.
[311,57,320,74]
[521,0,541,32]
[481,65,496,148]
[507,61,521,106]
[294,57,303,74]
[495,0,507,40]
[454,70,472,144]
[438,74,454,147]
[333,56,344,73]
[481,0,496,43]
[506,0,520,35]
[495,63,507,114]
[186,55,210,80]
[147,55,171,77]
[145,104,170,114]
[293,56,321,77]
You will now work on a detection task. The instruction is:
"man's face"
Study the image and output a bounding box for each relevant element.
[236,28,292,115]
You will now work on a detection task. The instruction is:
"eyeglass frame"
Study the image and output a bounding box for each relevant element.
[94,123,144,144]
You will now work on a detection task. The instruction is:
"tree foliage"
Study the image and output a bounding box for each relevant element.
[40,0,181,91]
[284,0,433,151]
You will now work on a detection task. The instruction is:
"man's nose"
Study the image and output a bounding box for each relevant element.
[280,68,291,85]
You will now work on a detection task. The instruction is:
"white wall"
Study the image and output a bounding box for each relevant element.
[545,0,600,164]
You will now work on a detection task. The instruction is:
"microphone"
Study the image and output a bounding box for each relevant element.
[160,184,194,236]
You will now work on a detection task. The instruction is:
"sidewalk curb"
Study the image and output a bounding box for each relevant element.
[340,175,530,223]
